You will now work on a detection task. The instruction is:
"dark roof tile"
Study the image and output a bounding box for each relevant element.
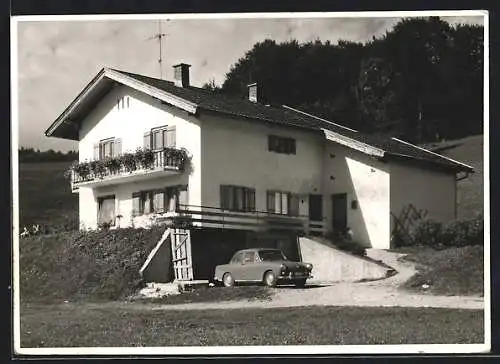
[116,69,473,173]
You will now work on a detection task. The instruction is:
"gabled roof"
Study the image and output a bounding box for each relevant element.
[45,67,474,174]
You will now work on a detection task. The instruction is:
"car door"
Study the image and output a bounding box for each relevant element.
[240,251,258,281]
[229,252,244,281]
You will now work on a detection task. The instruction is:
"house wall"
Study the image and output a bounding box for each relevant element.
[322,142,391,249]
[77,85,201,229]
[199,113,325,216]
[390,162,456,233]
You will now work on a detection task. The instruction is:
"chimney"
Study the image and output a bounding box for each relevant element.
[173,63,191,87]
[248,83,258,103]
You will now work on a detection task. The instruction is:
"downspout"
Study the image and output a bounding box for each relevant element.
[456,171,470,182]
[454,171,471,219]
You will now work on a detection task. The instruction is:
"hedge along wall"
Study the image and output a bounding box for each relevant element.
[19,227,167,303]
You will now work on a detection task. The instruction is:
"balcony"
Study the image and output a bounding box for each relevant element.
[69,147,189,191]
[152,204,327,235]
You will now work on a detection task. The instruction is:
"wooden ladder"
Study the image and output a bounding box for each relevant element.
[171,227,193,281]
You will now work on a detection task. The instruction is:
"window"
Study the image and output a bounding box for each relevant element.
[220,185,256,212]
[117,96,130,110]
[132,187,178,216]
[94,138,122,160]
[144,125,176,150]
[243,251,256,264]
[268,135,296,155]
[267,191,300,217]
[259,249,287,262]
[97,195,116,226]
[99,139,114,160]
[231,252,244,264]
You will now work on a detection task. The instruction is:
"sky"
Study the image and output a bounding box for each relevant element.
[14,13,484,152]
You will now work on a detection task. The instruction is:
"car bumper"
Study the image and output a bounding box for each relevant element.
[278,272,313,280]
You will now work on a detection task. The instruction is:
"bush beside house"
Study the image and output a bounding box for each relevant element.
[395,214,484,248]
[20,227,169,303]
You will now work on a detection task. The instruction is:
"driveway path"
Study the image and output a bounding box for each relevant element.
[111,250,483,312]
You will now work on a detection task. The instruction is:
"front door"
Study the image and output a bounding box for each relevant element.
[331,193,348,235]
[309,194,323,221]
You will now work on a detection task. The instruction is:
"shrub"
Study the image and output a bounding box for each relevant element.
[395,215,484,248]
[441,214,484,247]
[19,226,170,303]
[409,219,443,247]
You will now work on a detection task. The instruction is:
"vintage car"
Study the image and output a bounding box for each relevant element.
[214,248,313,288]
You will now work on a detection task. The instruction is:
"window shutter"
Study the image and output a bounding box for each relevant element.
[290,194,300,217]
[132,193,141,216]
[93,143,99,160]
[178,187,188,208]
[281,193,289,215]
[153,190,165,213]
[266,191,275,213]
[113,138,122,157]
[143,132,151,150]
[248,188,256,212]
[166,126,176,148]
[143,192,152,214]
[220,185,228,210]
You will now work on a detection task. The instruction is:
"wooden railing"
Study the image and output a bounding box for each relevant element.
[71,148,184,187]
[154,204,327,235]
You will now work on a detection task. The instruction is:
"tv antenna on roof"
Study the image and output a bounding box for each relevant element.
[146,19,170,79]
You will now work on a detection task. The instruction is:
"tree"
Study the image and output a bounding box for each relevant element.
[206,17,483,143]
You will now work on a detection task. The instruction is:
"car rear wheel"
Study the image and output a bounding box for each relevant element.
[222,273,235,287]
[263,271,277,287]
[294,278,307,288]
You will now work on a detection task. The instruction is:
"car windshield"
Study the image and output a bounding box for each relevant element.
[258,250,286,262]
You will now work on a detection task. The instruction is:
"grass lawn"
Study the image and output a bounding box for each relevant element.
[20,303,484,347]
[141,286,272,305]
[396,245,484,296]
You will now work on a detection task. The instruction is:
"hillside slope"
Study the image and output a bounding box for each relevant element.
[19,162,78,231]
[20,227,168,302]
[425,134,483,218]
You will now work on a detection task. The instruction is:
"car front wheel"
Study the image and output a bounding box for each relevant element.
[263,271,277,287]
[222,272,235,287]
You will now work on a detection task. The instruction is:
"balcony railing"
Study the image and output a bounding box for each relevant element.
[152,204,327,235]
[69,147,189,189]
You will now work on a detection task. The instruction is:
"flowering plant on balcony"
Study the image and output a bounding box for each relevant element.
[135,148,155,169]
[166,147,191,172]
[66,147,191,182]
[89,160,106,177]
[64,160,91,181]
[120,152,138,172]
[104,157,122,174]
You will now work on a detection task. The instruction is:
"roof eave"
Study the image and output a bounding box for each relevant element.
[391,137,475,173]
[44,67,108,139]
[44,68,199,141]
[322,128,386,158]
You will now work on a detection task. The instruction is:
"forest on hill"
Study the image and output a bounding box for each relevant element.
[19,147,77,163]
[204,17,483,145]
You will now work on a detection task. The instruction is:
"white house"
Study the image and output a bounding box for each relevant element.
[45,63,474,280]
